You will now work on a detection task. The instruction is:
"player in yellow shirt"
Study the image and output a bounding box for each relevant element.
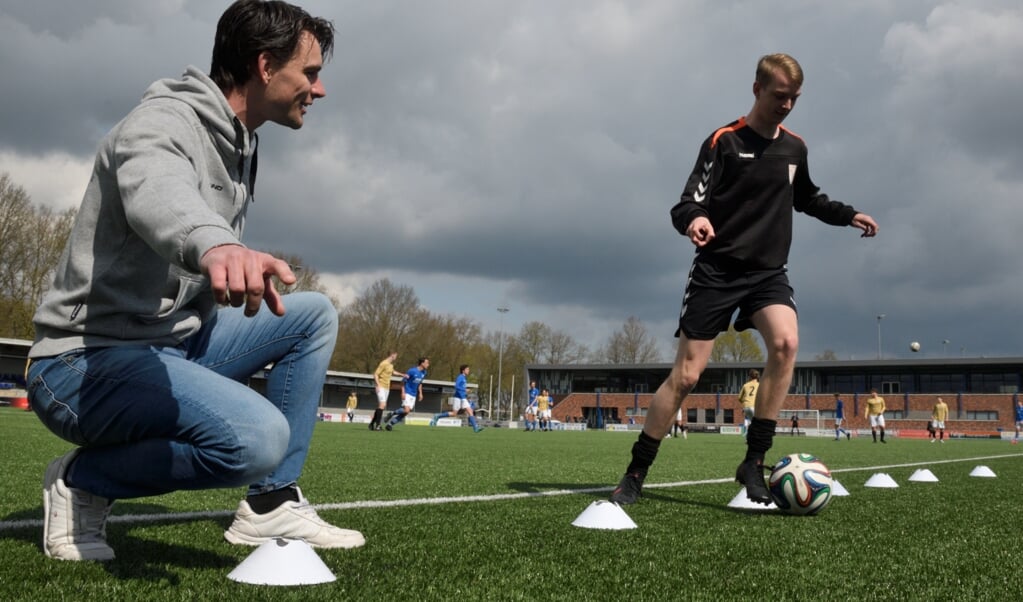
[369,351,398,431]
[931,397,949,443]
[737,369,760,434]
[537,389,553,431]
[346,391,358,423]
[864,388,886,443]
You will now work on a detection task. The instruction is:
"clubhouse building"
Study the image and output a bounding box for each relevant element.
[524,357,1023,436]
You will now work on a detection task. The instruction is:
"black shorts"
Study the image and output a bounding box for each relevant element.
[675,259,796,340]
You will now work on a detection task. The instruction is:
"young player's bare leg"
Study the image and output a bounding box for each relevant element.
[730,304,798,503]
[749,304,799,420]
[610,336,713,504]
[643,337,715,439]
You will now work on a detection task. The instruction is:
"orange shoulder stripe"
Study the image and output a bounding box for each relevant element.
[780,124,804,143]
[710,117,746,148]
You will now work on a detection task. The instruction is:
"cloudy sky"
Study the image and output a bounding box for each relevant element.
[2,0,1021,361]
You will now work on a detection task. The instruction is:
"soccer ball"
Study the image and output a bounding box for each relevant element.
[768,453,833,515]
[910,341,921,352]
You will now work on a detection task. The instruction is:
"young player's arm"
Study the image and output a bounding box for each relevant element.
[670,136,719,247]
[791,155,877,238]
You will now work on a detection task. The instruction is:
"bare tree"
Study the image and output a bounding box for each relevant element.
[515,321,549,364]
[333,278,425,372]
[545,329,589,364]
[406,313,482,381]
[0,174,76,338]
[593,316,662,364]
[512,320,588,365]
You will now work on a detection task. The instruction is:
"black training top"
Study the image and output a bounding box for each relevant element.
[670,117,858,271]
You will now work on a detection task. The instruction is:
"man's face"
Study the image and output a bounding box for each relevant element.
[422,359,430,370]
[752,69,801,128]
[261,31,325,129]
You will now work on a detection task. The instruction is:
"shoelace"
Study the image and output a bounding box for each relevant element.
[290,499,329,525]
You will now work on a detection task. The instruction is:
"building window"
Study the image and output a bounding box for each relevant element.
[687,408,698,424]
[966,411,998,421]
[703,408,715,423]
[881,381,901,394]
[970,373,1018,394]
[723,409,735,424]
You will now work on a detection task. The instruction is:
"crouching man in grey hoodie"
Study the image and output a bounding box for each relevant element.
[27,0,362,561]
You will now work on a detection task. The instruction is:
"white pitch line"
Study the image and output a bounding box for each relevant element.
[2,452,1020,532]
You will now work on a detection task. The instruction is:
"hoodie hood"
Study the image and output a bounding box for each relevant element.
[142,66,255,165]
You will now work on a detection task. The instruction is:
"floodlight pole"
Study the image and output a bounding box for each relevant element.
[876,314,885,360]
[497,307,509,424]
[509,375,516,423]
[942,339,950,356]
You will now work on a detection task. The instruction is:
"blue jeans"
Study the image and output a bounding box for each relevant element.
[27,292,337,500]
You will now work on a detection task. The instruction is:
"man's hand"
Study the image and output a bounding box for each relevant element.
[686,216,715,247]
[200,245,297,317]
[852,213,879,238]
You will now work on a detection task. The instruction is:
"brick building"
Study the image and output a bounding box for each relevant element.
[527,358,1023,435]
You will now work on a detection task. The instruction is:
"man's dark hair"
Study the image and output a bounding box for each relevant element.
[210,0,335,90]
[459,364,469,372]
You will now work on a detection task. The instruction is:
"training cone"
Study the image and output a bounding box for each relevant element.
[864,473,899,488]
[227,538,336,586]
[830,479,850,496]
[969,465,997,478]
[726,488,778,510]
[908,469,939,482]
[572,500,638,530]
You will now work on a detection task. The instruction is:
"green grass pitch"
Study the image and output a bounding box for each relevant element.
[1,407,1020,601]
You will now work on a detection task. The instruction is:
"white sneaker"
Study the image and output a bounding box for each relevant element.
[43,450,115,561]
[224,487,365,549]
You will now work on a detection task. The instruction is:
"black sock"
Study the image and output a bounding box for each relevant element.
[372,408,383,426]
[247,486,300,514]
[744,418,777,463]
[625,431,662,478]
[880,429,885,442]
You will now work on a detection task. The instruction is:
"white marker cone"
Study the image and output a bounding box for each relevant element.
[572,500,638,530]
[228,538,336,586]
[830,479,850,496]
[727,488,778,510]
[864,473,899,488]
[908,469,939,482]
[969,465,997,478]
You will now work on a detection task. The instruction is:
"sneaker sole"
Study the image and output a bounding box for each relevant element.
[224,528,366,549]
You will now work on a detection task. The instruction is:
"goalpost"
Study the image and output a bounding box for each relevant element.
[777,409,821,436]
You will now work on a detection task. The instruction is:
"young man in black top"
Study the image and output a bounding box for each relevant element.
[611,53,879,506]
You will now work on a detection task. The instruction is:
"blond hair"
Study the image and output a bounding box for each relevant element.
[756,53,803,87]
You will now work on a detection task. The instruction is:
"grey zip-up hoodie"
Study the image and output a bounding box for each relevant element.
[30,66,257,358]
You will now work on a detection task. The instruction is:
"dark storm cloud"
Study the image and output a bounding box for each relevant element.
[2,0,1021,357]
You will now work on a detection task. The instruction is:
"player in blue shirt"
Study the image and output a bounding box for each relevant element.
[430,365,483,433]
[834,393,850,440]
[525,381,540,431]
[385,357,429,431]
